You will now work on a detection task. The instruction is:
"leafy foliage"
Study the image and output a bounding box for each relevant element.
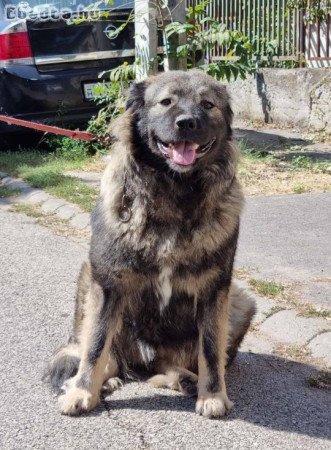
[164,7,255,81]
[287,0,331,23]
[46,62,136,157]
[92,61,136,133]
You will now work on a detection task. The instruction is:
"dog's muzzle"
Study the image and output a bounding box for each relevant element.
[196,137,216,158]
[156,137,216,166]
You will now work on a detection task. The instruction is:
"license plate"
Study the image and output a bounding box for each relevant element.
[83,82,111,100]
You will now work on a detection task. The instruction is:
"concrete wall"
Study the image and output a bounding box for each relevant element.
[226,69,331,133]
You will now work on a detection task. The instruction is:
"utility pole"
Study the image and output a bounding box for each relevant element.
[134,0,186,80]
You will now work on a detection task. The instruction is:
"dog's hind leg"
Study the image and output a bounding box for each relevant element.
[148,367,198,397]
[227,283,256,365]
[58,278,122,415]
[101,357,123,394]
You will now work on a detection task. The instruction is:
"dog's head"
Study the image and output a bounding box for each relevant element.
[125,70,233,175]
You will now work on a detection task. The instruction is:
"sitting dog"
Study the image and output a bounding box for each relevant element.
[47,70,256,418]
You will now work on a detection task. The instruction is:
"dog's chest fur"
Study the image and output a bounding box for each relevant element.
[91,152,242,314]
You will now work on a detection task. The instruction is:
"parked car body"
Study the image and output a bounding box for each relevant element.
[0,0,134,139]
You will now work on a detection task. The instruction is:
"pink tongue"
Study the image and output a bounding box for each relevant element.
[171,142,198,166]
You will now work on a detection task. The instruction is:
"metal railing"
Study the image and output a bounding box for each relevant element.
[306,13,331,64]
[186,0,305,62]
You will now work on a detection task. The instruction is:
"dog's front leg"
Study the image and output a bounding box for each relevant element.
[196,287,233,418]
[59,279,120,416]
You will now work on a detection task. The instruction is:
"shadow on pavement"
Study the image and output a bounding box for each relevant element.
[101,352,330,441]
[278,150,331,161]
[0,197,15,207]
[234,128,331,162]
[234,128,312,150]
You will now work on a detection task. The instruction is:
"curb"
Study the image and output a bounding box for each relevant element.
[235,279,331,366]
[0,172,91,234]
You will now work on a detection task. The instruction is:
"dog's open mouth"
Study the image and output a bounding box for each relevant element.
[157,138,216,166]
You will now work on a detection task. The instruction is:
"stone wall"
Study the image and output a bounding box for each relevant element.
[226,68,331,133]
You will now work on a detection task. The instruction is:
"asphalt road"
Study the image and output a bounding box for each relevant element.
[0,204,330,449]
[237,192,331,309]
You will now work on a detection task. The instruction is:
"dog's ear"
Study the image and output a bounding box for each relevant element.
[125,80,147,112]
[224,103,233,139]
[213,83,233,139]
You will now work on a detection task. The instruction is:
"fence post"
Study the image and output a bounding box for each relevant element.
[135,0,158,80]
[299,8,306,67]
[162,0,187,71]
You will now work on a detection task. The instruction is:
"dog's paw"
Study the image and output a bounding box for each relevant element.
[60,376,76,393]
[148,373,179,390]
[102,377,123,394]
[195,392,233,418]
[59,388,99,416]
[179,375,198,397]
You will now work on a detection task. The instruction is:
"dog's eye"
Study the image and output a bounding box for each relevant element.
[160,98,172,106]
[201,101,214,110]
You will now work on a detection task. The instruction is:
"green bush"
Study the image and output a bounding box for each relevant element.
[46,136,89,161]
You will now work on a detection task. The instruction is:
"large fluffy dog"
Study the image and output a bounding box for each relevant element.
[47,70,255,418]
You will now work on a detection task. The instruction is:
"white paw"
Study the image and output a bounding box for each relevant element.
[195,392,233,418]
[102,377,124,394]
[59,388,99,416]
[61,376,76,393]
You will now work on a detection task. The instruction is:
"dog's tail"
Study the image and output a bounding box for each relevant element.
[43,341,80,391]
[227,283,256,365]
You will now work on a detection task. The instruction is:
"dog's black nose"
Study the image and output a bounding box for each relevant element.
[175,115,197,130]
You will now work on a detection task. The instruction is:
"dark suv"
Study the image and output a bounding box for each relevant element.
[0,0,134,142]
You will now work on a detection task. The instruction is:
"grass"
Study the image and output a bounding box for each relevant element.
[1,135,329,209]
[299,305,331,319]
[11,203,89,240]
[2,137,329,207]
[307,370,331,390]
[236,271,330,319]
[12,203,45,218]
[238,139,331,196]
[248,278,286,298]
[238,140,272,160]
[0,150,100,212]
[274,344,311,361]
[0,185,20,198]
[233,266,254,280]
[251,279,331,319]
[265,305,285,318]
[289,154,330,173]
[292,184,310,194]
